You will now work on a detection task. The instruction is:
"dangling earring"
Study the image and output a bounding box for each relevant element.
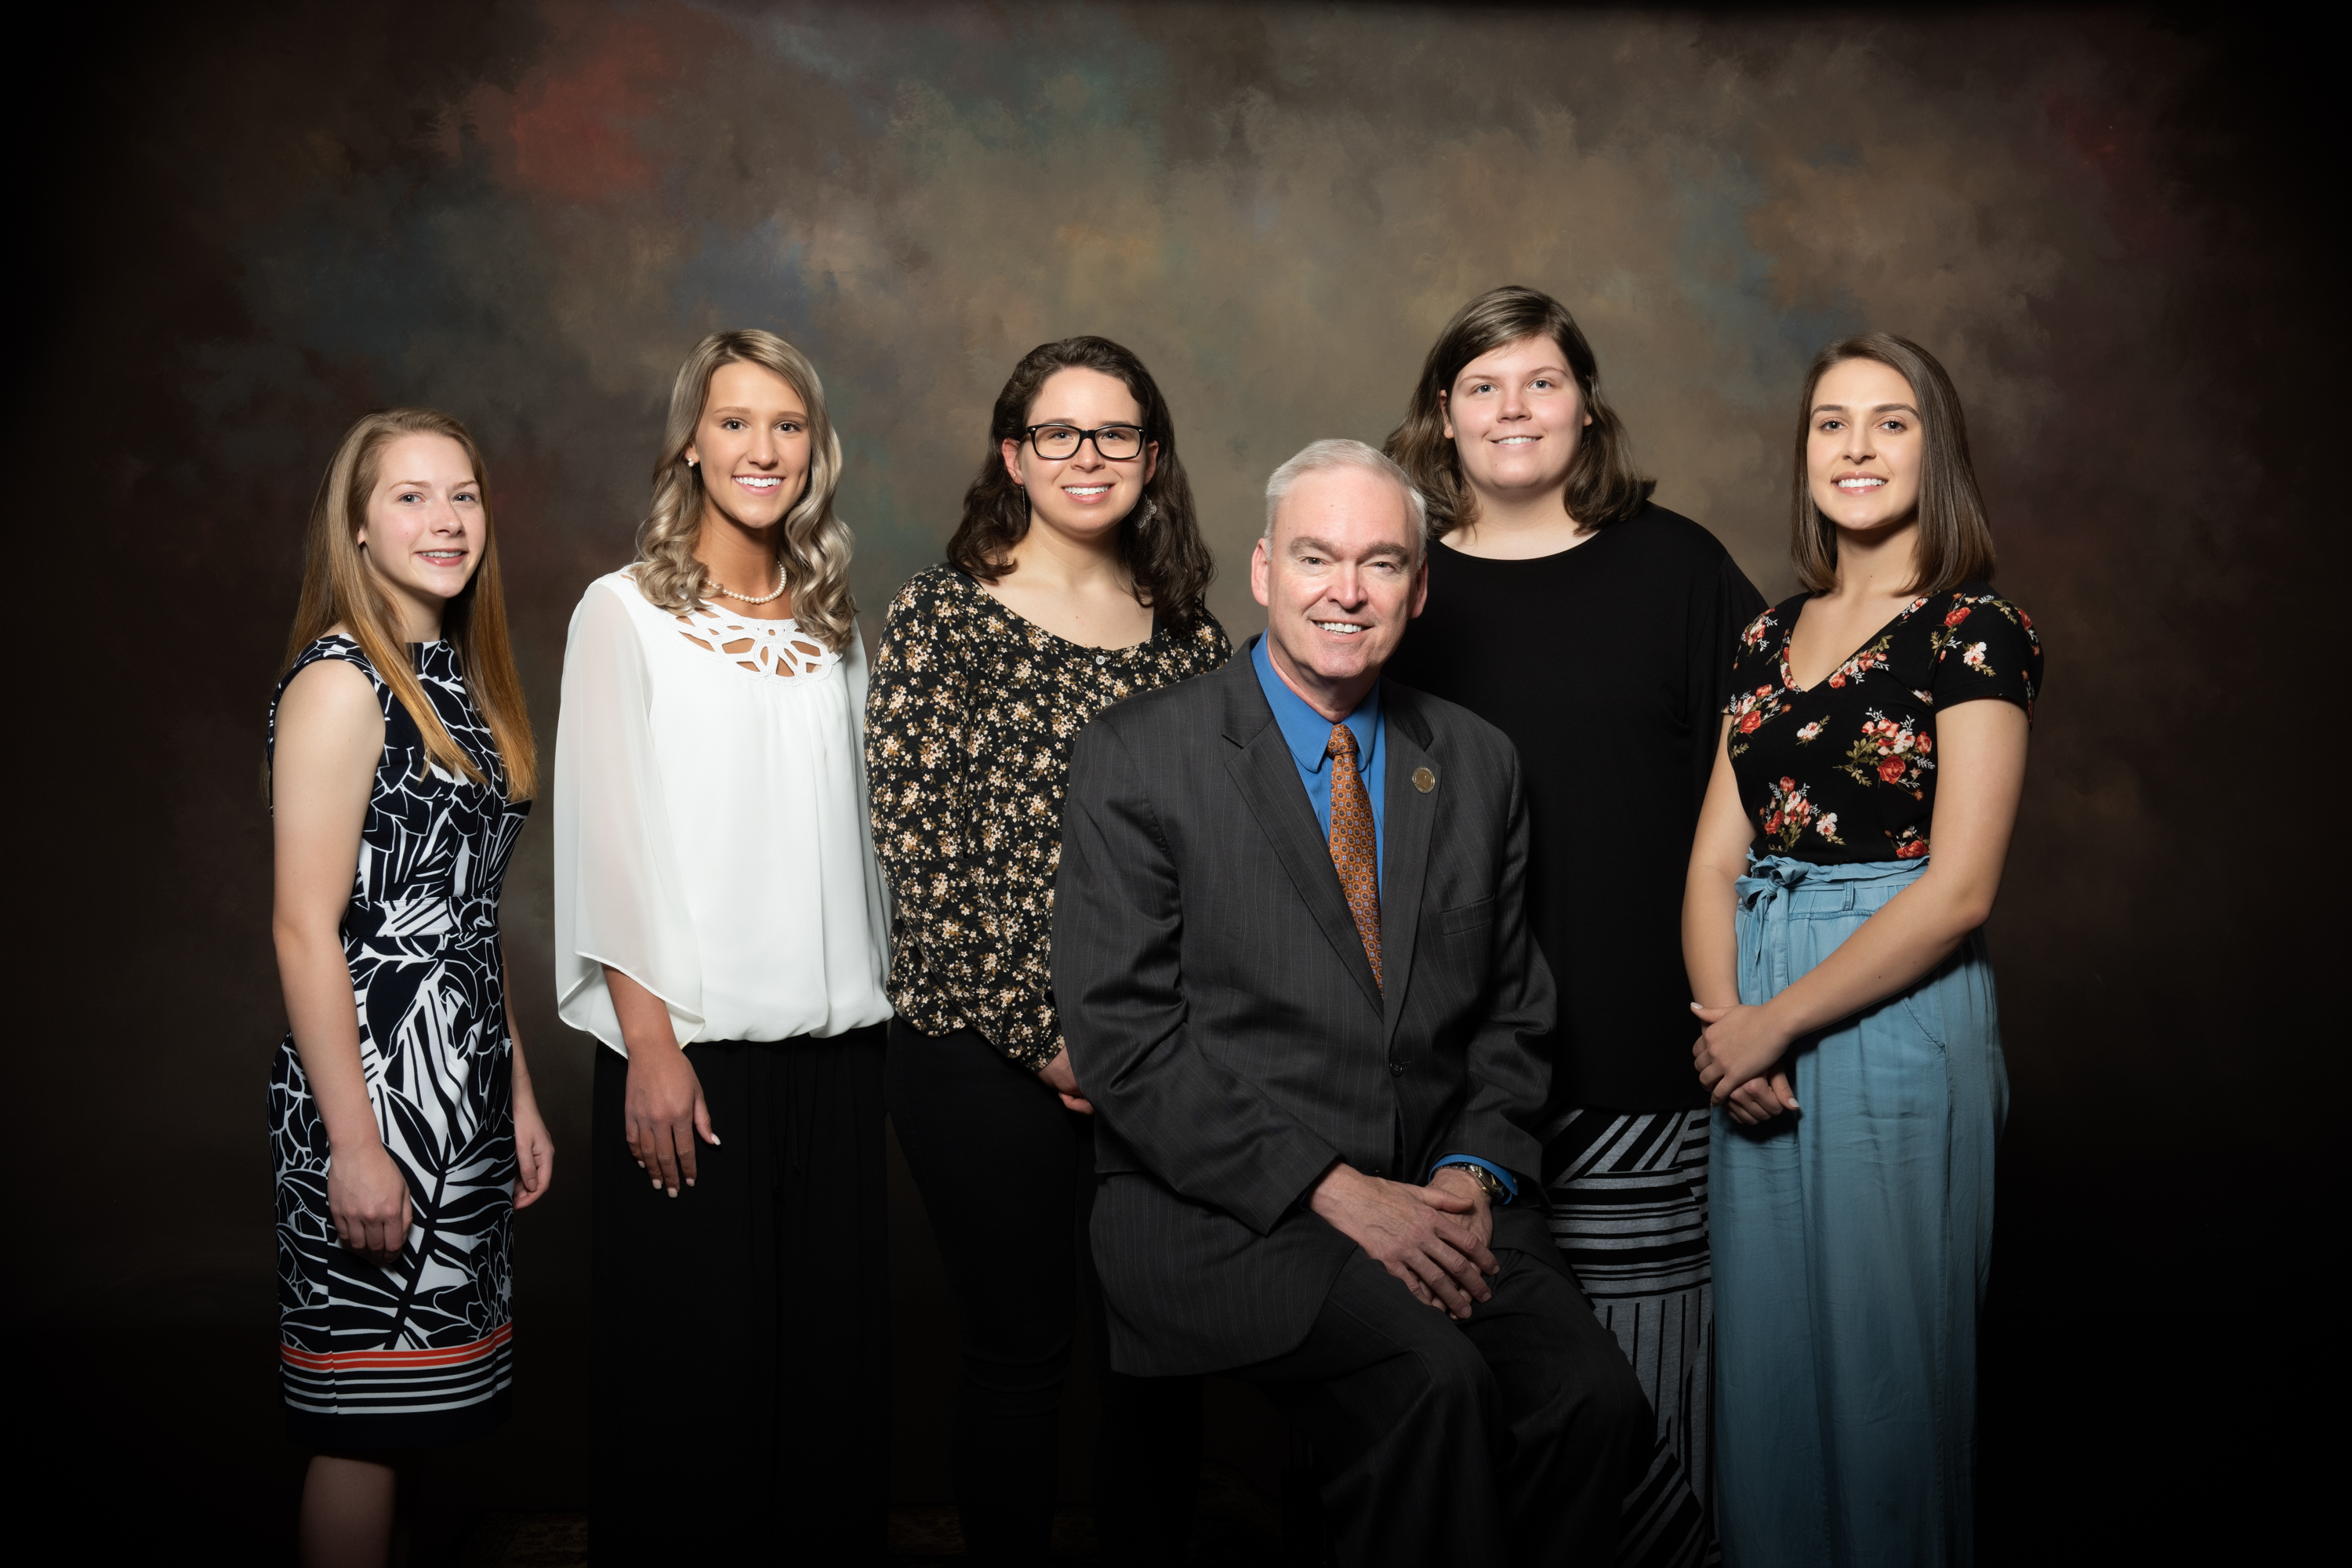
[1134,499,1158,530]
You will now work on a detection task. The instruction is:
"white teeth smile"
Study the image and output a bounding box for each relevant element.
[1837,477,1886,492]
[421,550,463,561]
[736,477,781,490]
[1065,485,1110,497]
[1497,436,1537,445]
[1314,621,1365,635]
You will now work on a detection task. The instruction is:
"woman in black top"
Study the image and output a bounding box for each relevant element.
[1382,285,1759,1554]
[1686,336,2038,1565]
[868,338,1229,1566]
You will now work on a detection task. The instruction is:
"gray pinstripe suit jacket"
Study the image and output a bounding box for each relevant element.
[1054,646,1559,1377]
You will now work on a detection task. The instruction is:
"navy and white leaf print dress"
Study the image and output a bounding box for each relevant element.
[267,635,528,1446]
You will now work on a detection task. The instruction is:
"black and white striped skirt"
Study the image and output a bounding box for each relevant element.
[1549,1107,1718,1567]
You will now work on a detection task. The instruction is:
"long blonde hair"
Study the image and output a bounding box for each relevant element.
[279,408,539,800]
[633,330,856,651]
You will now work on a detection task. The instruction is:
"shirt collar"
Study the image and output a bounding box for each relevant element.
[1250,633,1381,778]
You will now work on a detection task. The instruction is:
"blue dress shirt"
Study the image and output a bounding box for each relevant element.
[1250,633,1385,890]
[1251,635,1515,1203]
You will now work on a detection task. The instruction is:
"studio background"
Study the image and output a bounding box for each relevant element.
[14,2,2327,1559]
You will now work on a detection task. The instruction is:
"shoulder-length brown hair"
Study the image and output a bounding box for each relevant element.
[1790,333,1997,596]
[279,408,537,800]
[947,336,1214,629]
[1384,284,1654,539]
[633,329,857,652]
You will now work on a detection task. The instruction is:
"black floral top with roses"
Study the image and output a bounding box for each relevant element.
[1724,583,2042,865]
[866,565,1232,1069]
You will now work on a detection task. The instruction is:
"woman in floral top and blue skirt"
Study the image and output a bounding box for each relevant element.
[868,337,1229,1566]
[1684,334,2042,1567]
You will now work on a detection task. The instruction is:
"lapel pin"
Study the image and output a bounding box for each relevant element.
[1412,766,1436,793]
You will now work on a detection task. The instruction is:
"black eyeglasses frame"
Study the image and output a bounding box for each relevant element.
[1018,423,1149,462]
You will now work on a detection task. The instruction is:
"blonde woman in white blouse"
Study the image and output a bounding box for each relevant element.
[552,330,892,1561]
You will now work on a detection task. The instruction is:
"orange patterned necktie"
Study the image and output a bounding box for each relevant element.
[1327,723,1382,991]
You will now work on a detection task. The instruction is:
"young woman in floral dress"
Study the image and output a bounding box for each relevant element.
[867,336,1228,1566]
[1686,334,2042,1567]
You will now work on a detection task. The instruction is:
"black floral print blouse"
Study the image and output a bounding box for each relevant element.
[1724,583,2042,865]
[866,565,1232,1068]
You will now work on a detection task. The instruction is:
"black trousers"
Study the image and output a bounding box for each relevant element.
[1234,1244,1651,1568]
[590,1029,889,1563]
[887,1020,1203,1567]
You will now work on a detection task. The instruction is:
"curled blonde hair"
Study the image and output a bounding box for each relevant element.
[633,329,856,652]
[280,408,538,800]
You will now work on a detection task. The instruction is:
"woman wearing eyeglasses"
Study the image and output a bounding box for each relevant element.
[868,337,1229,1565]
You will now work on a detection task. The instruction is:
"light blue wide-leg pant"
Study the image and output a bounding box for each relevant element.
[1711,855,2008,1568]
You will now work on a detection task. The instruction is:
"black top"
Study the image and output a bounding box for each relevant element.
[1725,583,2042,864]
[1385,503,1764,1111]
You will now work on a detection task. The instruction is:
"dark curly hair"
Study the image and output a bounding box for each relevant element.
[1384,285,1654,539]
[947,336,1214,628]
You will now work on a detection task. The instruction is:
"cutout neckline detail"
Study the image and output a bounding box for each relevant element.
[673,604,836,679]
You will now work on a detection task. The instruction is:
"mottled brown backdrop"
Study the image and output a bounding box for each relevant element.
[14,2,2327,1559]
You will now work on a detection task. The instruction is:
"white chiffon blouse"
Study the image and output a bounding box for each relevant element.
[552,570,893,1054]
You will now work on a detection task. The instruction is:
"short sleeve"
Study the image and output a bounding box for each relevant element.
[551,579,706,1054]
[1723,603,1784,713]
[1693,554,1769,804]
[1929,591,2043,723]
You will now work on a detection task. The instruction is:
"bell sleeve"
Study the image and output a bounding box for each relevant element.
[551,579,705,1054]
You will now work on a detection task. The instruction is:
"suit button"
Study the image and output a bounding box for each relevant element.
[1389,1061,1406,1076]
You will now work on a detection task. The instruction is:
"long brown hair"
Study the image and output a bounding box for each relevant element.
[947,336,1214,629]
[1384,284,1654,539]
[632,329,858,652]
[280,408,538,800]
[1790,334,1997,595]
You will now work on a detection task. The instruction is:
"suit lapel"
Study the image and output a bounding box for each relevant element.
[1221,660,1384,1015]
[1378,689,1436,1051]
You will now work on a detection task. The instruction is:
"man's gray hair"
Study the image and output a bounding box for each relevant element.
[1263,438,1429,555]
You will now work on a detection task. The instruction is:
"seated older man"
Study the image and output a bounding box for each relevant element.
[1053,439,1648,1566]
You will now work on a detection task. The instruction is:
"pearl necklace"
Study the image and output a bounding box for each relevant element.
[709,560,787,605]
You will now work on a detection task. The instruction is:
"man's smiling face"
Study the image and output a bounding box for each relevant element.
[1251,463,1429,719]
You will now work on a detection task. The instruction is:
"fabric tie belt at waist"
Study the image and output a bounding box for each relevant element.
[1735,853,1926,989]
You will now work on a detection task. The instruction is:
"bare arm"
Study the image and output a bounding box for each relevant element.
[503,942,554,1210]
[1682,719,1793,1122]
[1683,717,1749,1011]
[271,657,412,1260]
[1690,700,2029,1112]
